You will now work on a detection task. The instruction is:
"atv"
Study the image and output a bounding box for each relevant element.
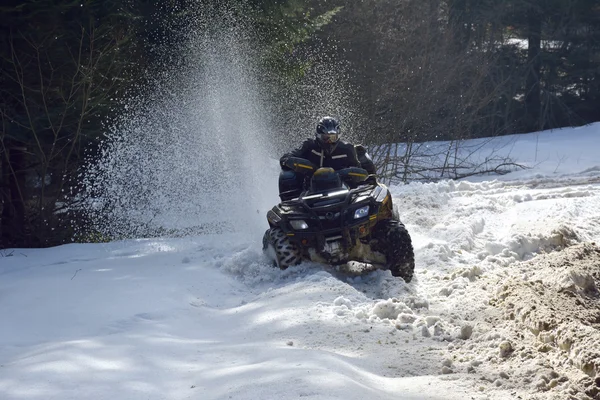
[262,157,415,282]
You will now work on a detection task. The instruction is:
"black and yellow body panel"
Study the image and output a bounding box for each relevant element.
[266,179,396,265]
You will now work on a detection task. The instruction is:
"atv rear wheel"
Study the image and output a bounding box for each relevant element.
[262,228,303,270]
[374,220,415,282]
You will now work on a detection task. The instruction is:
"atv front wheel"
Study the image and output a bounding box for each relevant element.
[374,220,415,282]
[262,228,303,270]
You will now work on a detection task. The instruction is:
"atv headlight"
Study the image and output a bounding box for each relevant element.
[290,220,309,230]
[354,205,370,219]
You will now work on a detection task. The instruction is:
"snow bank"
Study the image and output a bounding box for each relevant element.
[448,243,600,399]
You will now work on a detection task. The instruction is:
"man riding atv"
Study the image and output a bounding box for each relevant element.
[279,116,376,201]
[264,116,415,282]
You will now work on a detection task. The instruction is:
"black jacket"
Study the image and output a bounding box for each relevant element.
[280,139,362,171]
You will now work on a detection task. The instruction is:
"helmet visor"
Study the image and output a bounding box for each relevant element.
[318,132,339,144]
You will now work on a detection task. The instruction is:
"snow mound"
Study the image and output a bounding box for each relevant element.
[482,225,580,264]
[372,298,412,319]
[450,243,600,400]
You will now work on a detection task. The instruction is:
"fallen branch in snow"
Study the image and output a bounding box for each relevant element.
[451,162,530,180]
[71,269,82,280]
[383,159,529,183]
[553,153,569,174]
[371,136,529,184]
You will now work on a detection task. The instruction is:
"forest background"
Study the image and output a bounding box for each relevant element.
[1,0,599,248]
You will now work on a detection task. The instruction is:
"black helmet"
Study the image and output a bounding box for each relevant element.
[316,116,341,151]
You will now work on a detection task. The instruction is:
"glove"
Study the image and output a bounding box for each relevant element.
[283,157,316,174]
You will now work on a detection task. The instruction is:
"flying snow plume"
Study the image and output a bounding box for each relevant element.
[78,3,361,241]
[80,9,279,239]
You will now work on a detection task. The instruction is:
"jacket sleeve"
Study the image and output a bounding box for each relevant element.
[355,145,377,175]
[348,145,362,168]
[280,139,313,169]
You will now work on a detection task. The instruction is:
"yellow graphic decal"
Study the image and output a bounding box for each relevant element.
[294,163,314,170]
[314,168,334,175]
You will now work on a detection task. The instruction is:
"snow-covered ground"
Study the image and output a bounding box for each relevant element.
[1,123,600,400]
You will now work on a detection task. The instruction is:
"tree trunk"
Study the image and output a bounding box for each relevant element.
[448,0,470,50]
[1,141,27,248]
[525,7,542,132]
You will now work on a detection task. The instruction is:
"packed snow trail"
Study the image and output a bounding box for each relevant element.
[1,237,479,400]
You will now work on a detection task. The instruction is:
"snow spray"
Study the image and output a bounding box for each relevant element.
[78,2,360,241]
